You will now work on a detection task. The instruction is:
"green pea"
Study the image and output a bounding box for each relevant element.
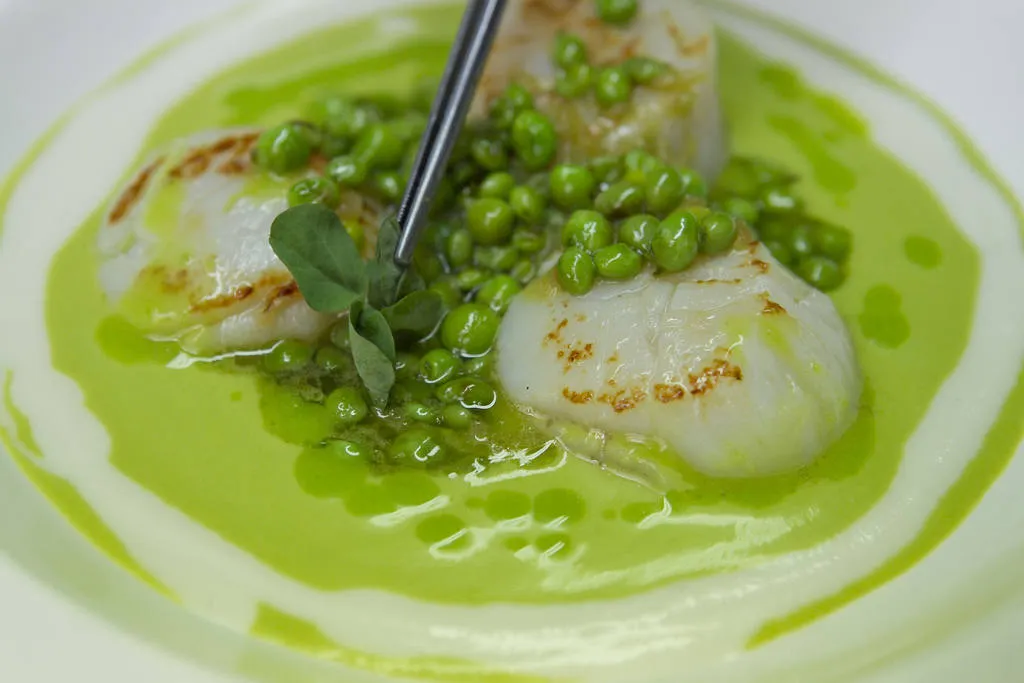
[441,304,500,356]
[420,349,462,384]
[327,439,371,460]
[455,268,490,291]
[595,0,638,25]
[370,171,405,203]
[351,123,404,170]
[761,185,801,213]
[550,164,596,210]
[461,354,493,377]
[329,322,350,350]
[445,229,474,267]
[287,176,340,208]
[504,83,534,111]
[441,405,474,430]
[595,181,644,217]
[700,212,739,254]
[390,112,428,143]
[263,340,313,374]
[722,196,760,225]
[479,172,515,199]
[413,246,443,283]
[325,155,368,187]
[509,258,537,284]
[623,149,661,183]
[624,57,668,85]
[618,214,659,253]
[319,135,350,159]
[763,239,794,266]
[813,223,853,262]
[388,429,445,465]
[686,203,712,222]
[315,346,350,374]
[553,32,587,67]
[489,84,533,130]
[509,185,547,225]
[557,247,596,295]
[525,172,552,199]
[254,124,312,174]
[678,168,708,198]
[562,210,613,251]
[451,160,481,189]
[326,386,368,425]
[593,244,642,280]
[555,63,593,99]
[394,352,420,381]
[471,137,509,171]
[474,245,520,272]
[757,217,793,244]
[467,198,515,245]
[512,229,546,254]
[644,167,685,216]
[343,220,366,252]
[317,98,378,139]
[437,377,497,410]
[475,275,522,313]
[787,224,816,260]
[594,66,633,107]
[652,211,700,272]
[511,110,557,171]
[589,155,624,184]
[429,277,463,309]
[797,255,844,291]
[403,402,439,425]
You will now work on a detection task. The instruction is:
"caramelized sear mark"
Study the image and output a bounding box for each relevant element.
[762,298,786,315]
[215,133,260,175]
[681,34,710,57]
[109,158,163,224]
[607,352,619,363]
[171,132,261,179]
[562,387,594,404]
[654,383,687,403]
[544,318,569,346]
[263,281,300,312]
[598,386,647,413]
[186,273,293,315]
[689,359,743,396]
[750,258,769,273]
[567,343,593,365]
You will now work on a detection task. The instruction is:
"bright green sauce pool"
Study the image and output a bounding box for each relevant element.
[3,0,1018,656]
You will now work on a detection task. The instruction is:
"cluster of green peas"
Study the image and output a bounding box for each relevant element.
[551,30,671,107]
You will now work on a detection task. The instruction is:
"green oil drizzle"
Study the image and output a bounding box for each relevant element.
[3,372,42,458]
[0,0,1017,668]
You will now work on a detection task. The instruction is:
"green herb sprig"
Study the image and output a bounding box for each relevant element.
[269,204,443,407]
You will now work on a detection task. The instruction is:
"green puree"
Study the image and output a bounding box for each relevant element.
[4,0,1012,649]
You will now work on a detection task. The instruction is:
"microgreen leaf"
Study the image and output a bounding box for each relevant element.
[269,204,366,313]
[366,215,404,309]
[348,300,396,407]
[383,290,445,336]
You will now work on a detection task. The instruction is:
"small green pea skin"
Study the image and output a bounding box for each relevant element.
[263,340,313,374]
[437,377,497,410]
[441,304,500,356]
[326,386,368,425]
[254,124,312,174]
[388,429,445,465]
[787,224,816,260]
[461,354,493,377]
[595,0,638,25]
[550,164,596,211]
[420,348,462,384]
[678,168,708,198]
[797,255,844,291]
[467,198,515,245]
[556,63,593,99]
[594,66,633,107]
[475,275,522,313]
[509,259,537,284]
[288,176,340,208]
[722,196,759,225]
[553,32,587,68]
[812,223,853,262]
[403,402,439,425]
[351,123,404,170]
[595,181,644,217]
[445,228,474,268]
[618,214,659,253]
[315,346,350,374]
[652,211,700,272]
[511,111,557,170]
[441,404,474,430]
[473,245,520,272]
[562,210,613,251]
[471,137,509,171]
[509,186,547,225]
[479,172,515,199]
[593,244,642,280]
[624,57,667,85]
[455,268,490,292]
[371,171,405,203]
[644,167,685,216]
[325,155,368,187]
[763,239,794,266]
[512,228,545,254]
[557,247,596,295]
[700,211,739,254]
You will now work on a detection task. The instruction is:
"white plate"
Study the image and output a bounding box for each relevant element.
[0,1,1022,681]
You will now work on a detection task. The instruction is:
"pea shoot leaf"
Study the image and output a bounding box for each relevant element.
[348,300,396,408]
[269,204,366,313]
[383,290,445,337]
[366,215,405,309]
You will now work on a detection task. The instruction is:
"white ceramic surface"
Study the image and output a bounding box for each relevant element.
[0,1,1022,681]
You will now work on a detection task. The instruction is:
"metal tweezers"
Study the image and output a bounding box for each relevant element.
[392,0,508,267]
